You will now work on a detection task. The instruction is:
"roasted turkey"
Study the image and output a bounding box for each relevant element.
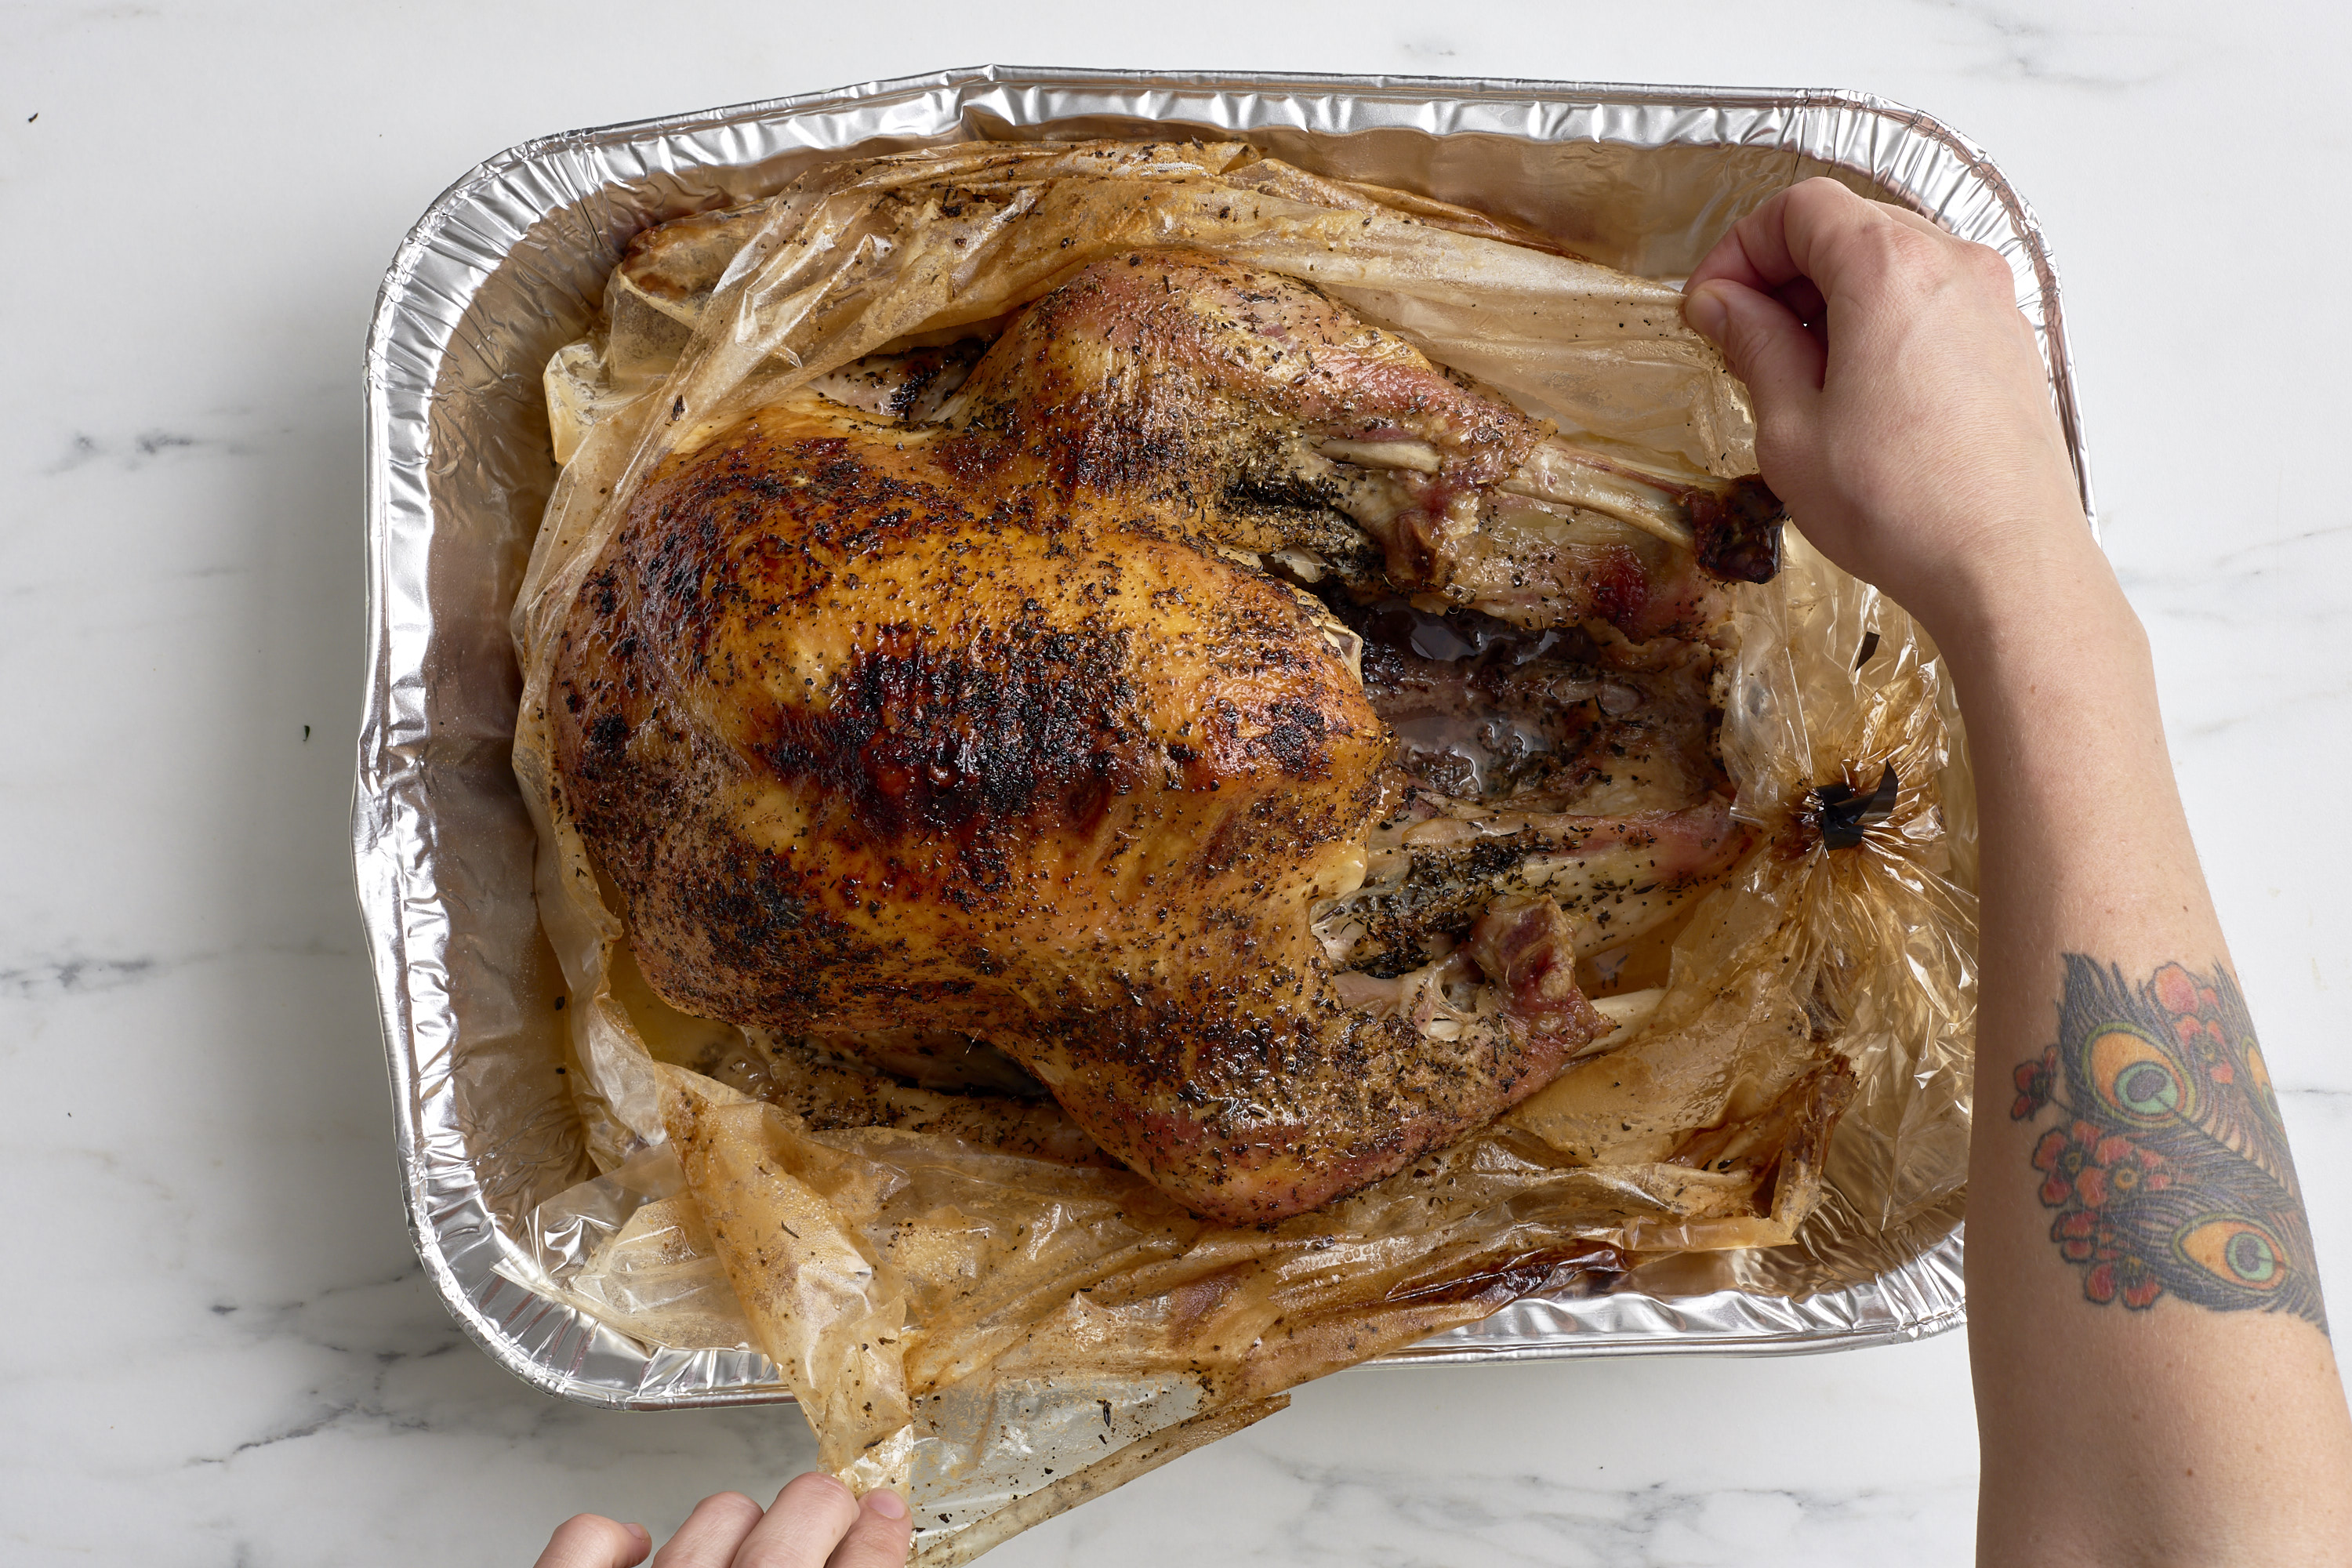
[550,249,1774,1225]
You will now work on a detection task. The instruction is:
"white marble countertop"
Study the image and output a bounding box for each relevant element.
[5,4,2347,1563]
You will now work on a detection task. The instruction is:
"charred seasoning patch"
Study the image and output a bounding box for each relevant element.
[677,842,833,1003]
[756,621,1142,851]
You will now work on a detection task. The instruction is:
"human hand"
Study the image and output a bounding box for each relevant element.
[532,1474,912,1568]
[1682,176,2093,644]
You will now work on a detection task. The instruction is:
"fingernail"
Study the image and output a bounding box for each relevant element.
[625,1523,652,1549]
[862,1489,909,1520]
[1684,285,1728,344]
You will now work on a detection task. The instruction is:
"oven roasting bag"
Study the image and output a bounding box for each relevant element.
[507,140,1976,1563]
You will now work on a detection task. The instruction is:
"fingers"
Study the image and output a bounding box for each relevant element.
[1684,180,1820,294]
[1875,202,1956,241]
[652,1492,765,1568]
[1686,177,1955,303]
[1682,277,1826,412]
[568,1475,909,1568]
[1770,274,1829,331]
[826,1490,913,1568]
[536,1515,654,1568]
[731,1473,867,1568]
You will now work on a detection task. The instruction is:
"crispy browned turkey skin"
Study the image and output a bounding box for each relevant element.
[551,249,1762,1224]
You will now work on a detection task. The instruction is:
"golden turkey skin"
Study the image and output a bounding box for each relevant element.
[551,249,1758,1224]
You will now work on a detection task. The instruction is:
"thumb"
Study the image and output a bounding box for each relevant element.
[1683,278,1825,419]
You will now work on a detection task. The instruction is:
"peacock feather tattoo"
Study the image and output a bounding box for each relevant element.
[2011,955,2325,1330]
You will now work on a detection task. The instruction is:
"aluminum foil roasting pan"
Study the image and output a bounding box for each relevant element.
[356,65,2089,1407]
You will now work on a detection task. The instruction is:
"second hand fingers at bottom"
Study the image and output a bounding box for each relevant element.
[650,1493,764,1568]
[730,1474,865,1568]
[824,1491,913,1568]
[1772,275,1829,329]
[1874,202,1957,241]
[535,1515,653,1568]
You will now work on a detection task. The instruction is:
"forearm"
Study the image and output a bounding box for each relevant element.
[1942,538,2221,978]
[1936,534,2352,1563]
[1677,175,2352,1561]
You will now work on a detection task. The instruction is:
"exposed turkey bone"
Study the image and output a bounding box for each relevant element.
[1319,435,1787,584]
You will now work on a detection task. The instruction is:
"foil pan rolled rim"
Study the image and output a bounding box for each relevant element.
[359,65,2077,1409]
[456,64,2092,530]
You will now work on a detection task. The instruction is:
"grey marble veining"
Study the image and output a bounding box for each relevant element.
[5,2,2347,1563]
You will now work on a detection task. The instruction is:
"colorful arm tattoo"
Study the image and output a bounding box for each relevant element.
[2010,956,2325,1331]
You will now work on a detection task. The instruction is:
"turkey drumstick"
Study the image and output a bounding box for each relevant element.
[933,249,1784,608]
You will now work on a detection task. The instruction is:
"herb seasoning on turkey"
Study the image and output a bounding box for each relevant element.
[549,245,1784,1225]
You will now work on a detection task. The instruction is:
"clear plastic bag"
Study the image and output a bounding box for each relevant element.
[506,140,1974,1563]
